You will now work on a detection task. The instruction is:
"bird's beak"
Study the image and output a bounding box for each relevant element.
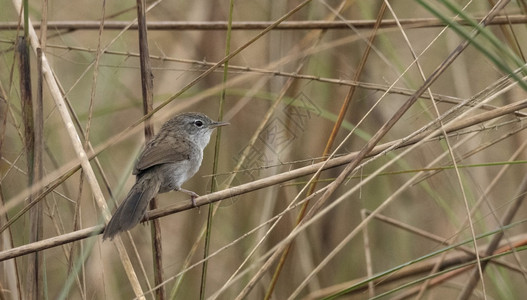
[210,121,230,128]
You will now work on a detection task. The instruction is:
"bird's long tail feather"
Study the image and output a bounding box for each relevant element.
[103,173,161,240]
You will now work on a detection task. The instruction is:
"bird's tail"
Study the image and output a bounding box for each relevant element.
[103,172,161,240]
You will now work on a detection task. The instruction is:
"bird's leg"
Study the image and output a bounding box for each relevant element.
[179,188,199,207]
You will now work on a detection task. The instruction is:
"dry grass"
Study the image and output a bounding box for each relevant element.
[1,0,527,299]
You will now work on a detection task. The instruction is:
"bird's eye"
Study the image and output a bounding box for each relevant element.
[194,120,204,127]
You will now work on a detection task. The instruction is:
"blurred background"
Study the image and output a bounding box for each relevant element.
[1,0,527,299]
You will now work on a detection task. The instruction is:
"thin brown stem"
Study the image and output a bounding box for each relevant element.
[17,34,41,300]
[2,16,527,30]
[135,0,164,298]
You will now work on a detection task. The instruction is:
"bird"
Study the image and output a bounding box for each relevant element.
[103,112,228,240]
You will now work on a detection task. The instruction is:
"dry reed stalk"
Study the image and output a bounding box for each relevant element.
[36,42,527,117]
[17,33,43,300]
[135,0,165,298]
[2,16,527,30]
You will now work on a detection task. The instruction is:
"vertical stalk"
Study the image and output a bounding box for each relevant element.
[18,33,42,299]
[199,0,234,299]
[136,0,163,299]
[34,46,45,300]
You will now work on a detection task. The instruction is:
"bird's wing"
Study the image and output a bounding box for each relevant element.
[133,137,192,174]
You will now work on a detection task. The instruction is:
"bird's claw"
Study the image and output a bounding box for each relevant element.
[190,193,198,207]
[179,188,199,208]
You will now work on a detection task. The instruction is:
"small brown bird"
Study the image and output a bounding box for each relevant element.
[103,112,228,240]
